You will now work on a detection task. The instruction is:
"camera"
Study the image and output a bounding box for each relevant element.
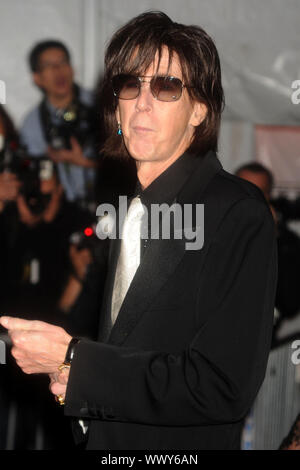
[47,105,93,150]
[271,196,300,223]
[69,224,104,263]
[0,138,56,214]
[40,85,96,151]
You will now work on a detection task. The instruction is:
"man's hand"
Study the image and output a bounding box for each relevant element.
[0,172,21,202]
[42,183,63,223]
[16,194,42,227]
[70,244,93,281]
[47,137,94,168]
[49,368,69,401]
[0,316,72,374]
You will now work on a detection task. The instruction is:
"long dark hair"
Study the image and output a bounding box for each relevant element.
[0,104,19,143]
[99,11,225,159]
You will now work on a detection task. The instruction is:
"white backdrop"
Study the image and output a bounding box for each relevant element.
[0,0,300,172]
[94,0,300,125]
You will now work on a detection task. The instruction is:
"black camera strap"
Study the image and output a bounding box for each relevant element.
[39,84,93,149]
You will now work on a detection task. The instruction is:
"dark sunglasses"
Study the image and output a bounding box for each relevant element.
[112,74,190,102]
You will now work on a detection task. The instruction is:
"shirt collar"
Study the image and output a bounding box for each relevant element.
[134,151,199,211]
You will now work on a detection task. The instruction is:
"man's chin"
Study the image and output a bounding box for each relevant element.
[127,144,158,163]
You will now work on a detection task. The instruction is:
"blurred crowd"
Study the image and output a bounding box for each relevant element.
[0,40,136,449]
[0,39,300,450]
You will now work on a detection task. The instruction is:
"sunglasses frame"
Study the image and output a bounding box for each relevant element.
[112,74,189,102]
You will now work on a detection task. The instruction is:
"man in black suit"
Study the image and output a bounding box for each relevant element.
[0,11,277,450]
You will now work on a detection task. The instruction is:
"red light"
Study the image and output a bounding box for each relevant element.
[84,227,93,237]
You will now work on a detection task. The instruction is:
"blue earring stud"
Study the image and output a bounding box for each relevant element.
[117,122,122,136]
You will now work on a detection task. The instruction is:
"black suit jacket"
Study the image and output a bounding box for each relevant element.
[65,151,277,450]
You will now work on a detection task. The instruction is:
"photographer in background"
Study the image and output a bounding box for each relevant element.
[0,104,21,449]
[20,40,98,206]
[0,104,101,450]
[0,105,21,212]
[235,162,276,221]
[235,162,300,344]
[58,226,109,339]
[0,104,22,296]
[8,161,94,320]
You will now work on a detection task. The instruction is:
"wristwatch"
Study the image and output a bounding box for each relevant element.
[55,337,81,406]
[60,337,81,368]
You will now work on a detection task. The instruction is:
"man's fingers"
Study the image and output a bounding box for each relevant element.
[57,370,69,385]
[9,330,41,352]
[0,316,34,330]
[48,148,62,162]
[0,316,60,332]
[0,316,29,330]
[70,136,80,149]
[9,329,27,344]
[50,381,66,396]
[49,372,59,385]
[48,371,66,389]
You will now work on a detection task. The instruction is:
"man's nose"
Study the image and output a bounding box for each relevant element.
[135,80,153,111]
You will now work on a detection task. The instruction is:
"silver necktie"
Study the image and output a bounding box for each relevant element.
[111,197,145,325]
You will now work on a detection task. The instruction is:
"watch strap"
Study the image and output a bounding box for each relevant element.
[64,337,81,364]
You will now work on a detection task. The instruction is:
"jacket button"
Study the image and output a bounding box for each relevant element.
[80,407,89,415]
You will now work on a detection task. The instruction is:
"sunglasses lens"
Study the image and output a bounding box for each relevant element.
[152,76,183,102]
[112,74,140,100]
[112,75,184,102]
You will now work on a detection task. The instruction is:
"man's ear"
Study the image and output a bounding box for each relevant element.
[33,72,43,89]
[190,102,207,127]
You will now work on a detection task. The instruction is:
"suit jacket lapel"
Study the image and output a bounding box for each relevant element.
[97,236,120,342]
[99,150,223,346]
[108,235,186,345]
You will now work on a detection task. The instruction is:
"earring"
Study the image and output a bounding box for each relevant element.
[117,122,122,136]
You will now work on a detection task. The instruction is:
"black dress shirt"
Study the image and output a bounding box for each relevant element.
[133,152,201,259]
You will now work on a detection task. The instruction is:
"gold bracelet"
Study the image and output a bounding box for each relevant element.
[58,362,71,372]
[54,338,81,407]
[54,363,71,406]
